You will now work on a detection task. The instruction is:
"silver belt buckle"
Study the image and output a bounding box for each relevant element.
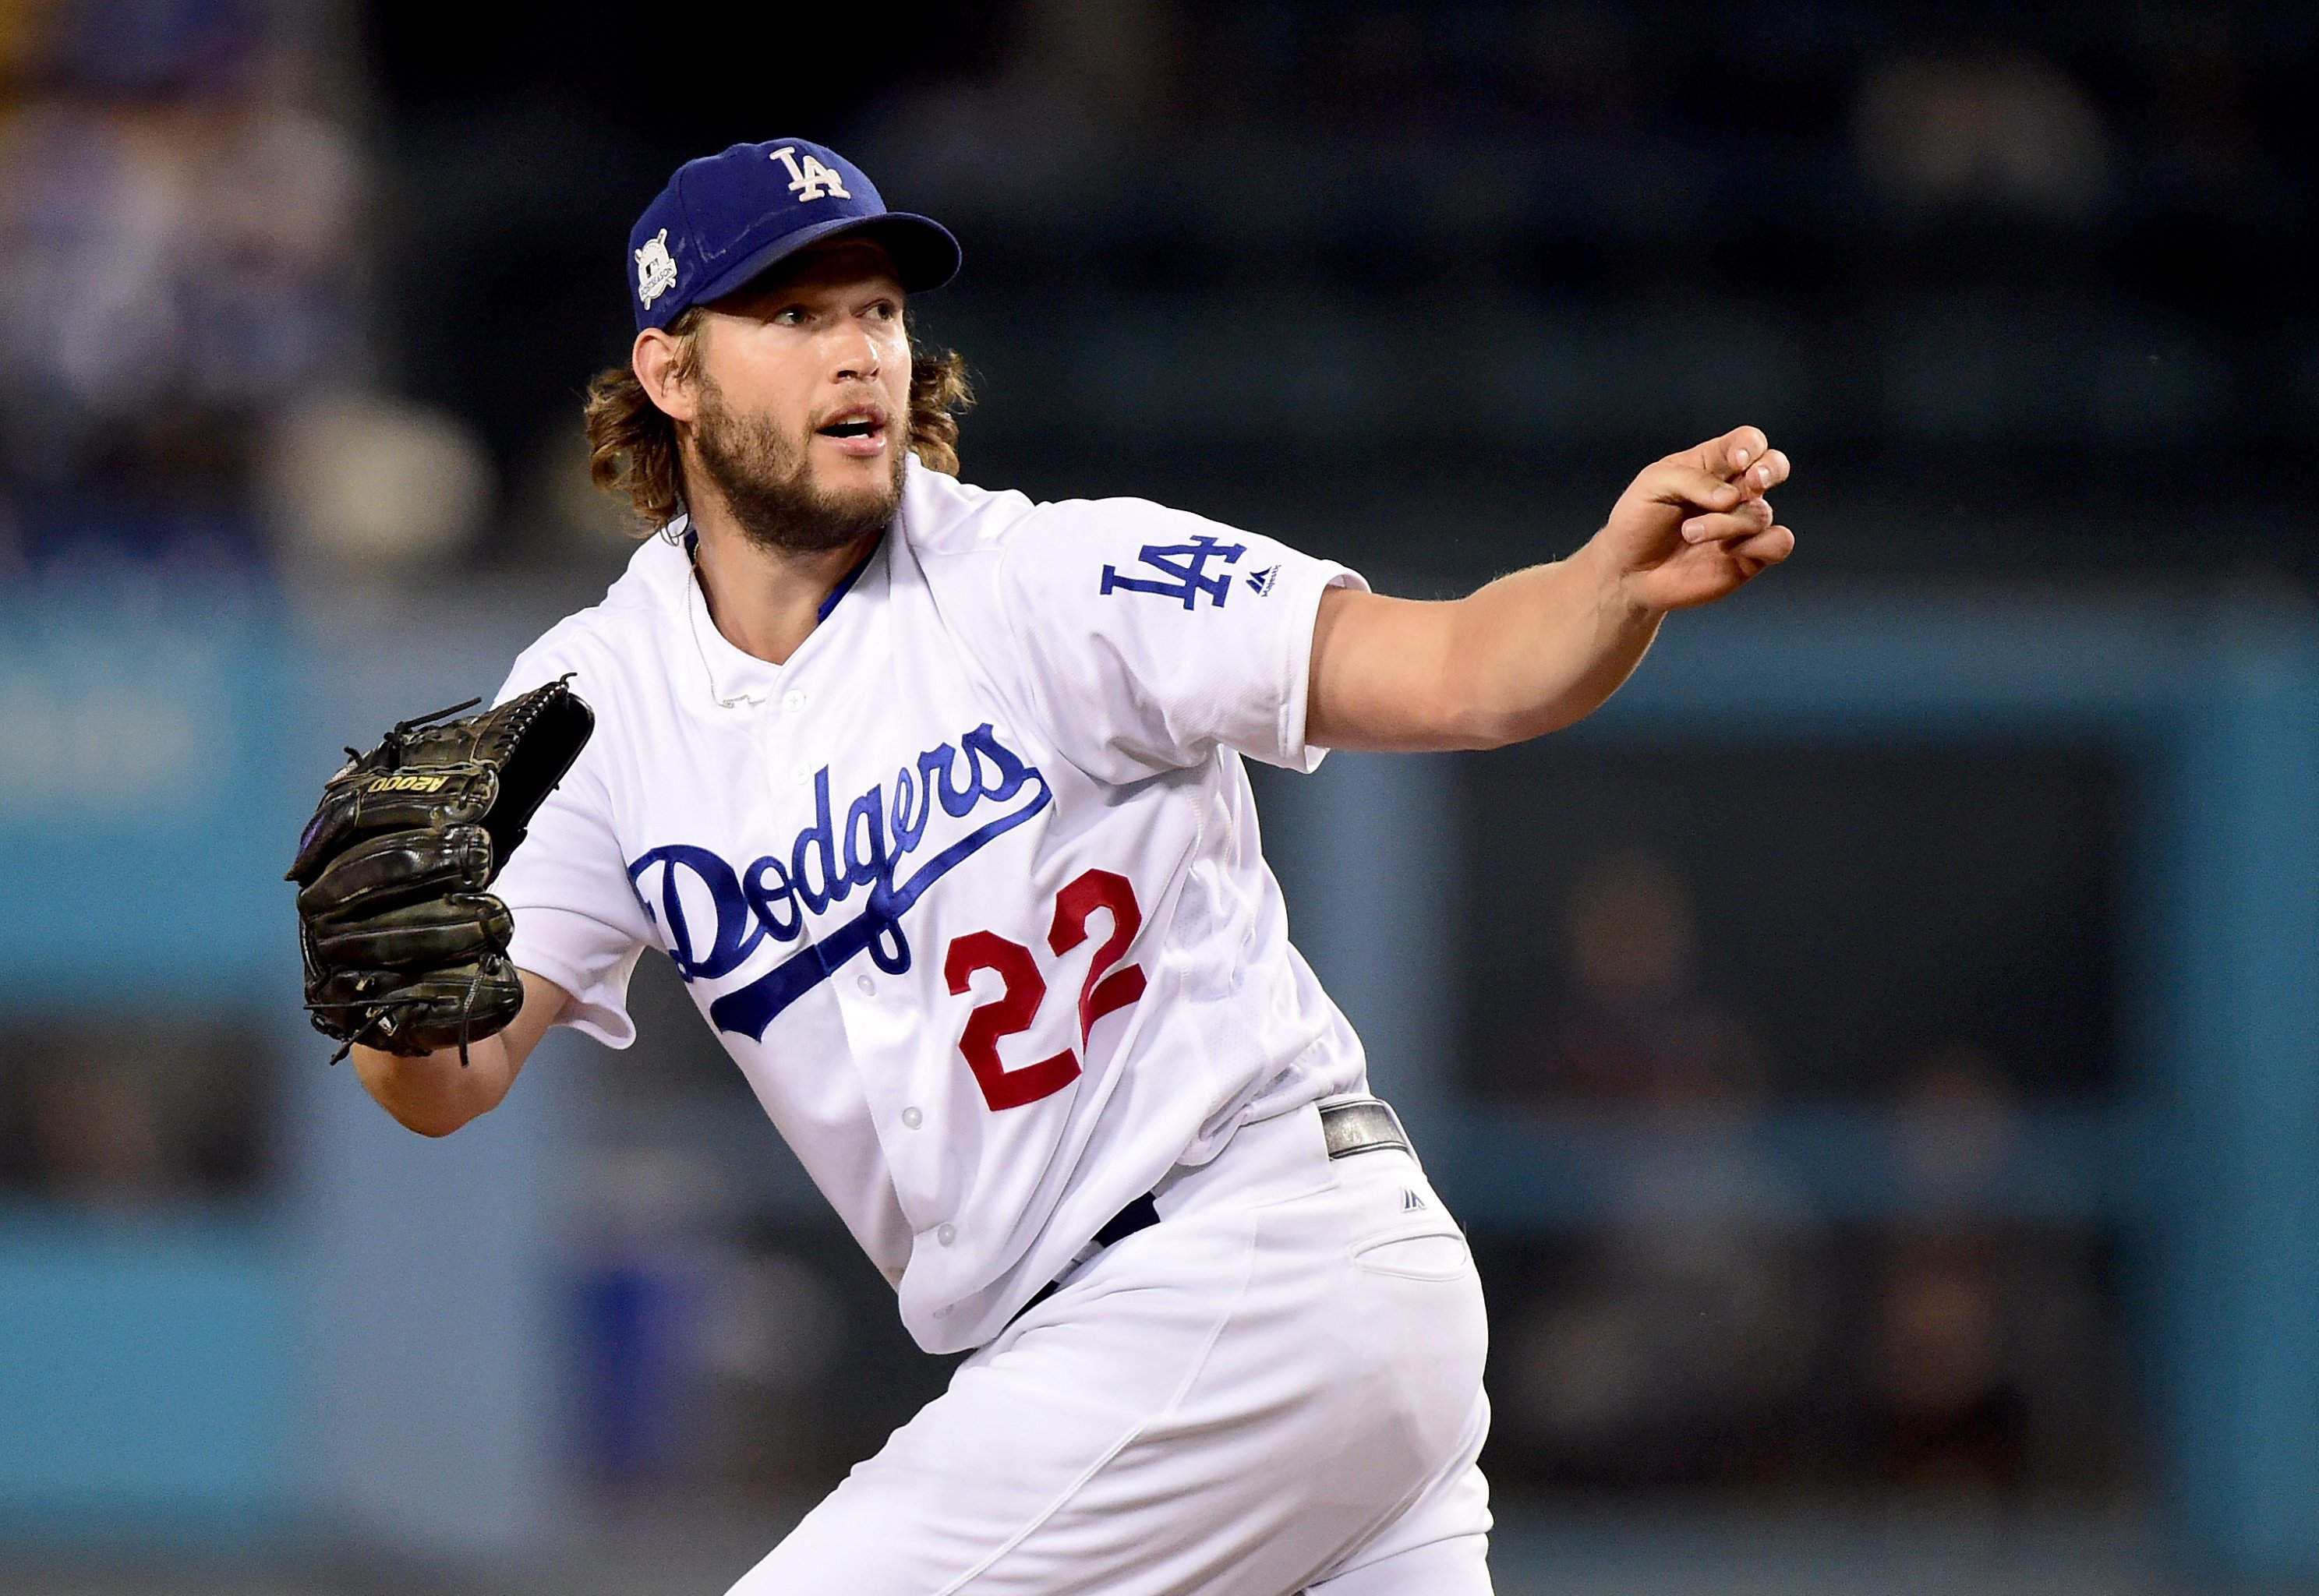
[1317,1097,1411,1160]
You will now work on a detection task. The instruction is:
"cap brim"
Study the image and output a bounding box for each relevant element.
[682,211,961,316]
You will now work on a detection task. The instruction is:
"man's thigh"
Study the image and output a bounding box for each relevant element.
[738,1210,1267,1596]
[1305,1404,1494,1596]
[729,1139,1490,1596]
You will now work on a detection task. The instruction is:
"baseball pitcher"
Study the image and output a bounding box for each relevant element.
[289,138,1794,1594]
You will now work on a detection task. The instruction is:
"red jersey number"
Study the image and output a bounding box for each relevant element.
[943,869,1148,1112]
[1048,867,1148,1042]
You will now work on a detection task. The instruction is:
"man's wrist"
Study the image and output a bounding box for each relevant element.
[1571,531,1661,627]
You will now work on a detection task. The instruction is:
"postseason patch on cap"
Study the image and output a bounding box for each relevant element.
[635,228,677,308]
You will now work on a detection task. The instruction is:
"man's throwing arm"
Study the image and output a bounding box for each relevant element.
[1306,426,1793,753]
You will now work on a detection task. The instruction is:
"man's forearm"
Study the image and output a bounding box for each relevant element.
[1306,535,1664,754]
[1308,427,1787,754]
[1442,536,1663,748]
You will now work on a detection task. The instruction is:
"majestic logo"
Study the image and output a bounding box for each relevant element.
[1100,535,1246,610]
[770,146,850,203]
[1245,564,1280,597]
[635,228,677,306]
[627,724,1049,1041]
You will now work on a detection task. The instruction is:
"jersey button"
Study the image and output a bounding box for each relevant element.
[790,764,811,786]
[782,690,808,715]
[855,973,875,995]
[901,1107,923,1129]
[936,1223,956,1247]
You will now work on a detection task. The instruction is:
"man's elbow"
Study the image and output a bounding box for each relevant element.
[401,1103,480,1138]
[381,1094,487,1138]
[353,1044,503,1137]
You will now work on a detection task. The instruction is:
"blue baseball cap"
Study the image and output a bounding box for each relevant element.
[626,138,960,330]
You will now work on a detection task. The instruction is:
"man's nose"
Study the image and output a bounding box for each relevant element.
[828,318,880,383]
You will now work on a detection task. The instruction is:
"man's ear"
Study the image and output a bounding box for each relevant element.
[633,324,701,423]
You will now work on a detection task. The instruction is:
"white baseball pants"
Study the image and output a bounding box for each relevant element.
[729,1098,1494,1595]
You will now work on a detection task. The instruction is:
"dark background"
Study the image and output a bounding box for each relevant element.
[356,0,2317,587]
[2,0,2313,1584]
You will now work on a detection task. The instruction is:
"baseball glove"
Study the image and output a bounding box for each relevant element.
[287,677,595,1064]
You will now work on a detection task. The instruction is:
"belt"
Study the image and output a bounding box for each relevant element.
[1009,1096,1412,1328]
[1317,1096,1412,1161]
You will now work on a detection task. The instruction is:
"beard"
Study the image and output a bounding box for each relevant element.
[687,375,905,554]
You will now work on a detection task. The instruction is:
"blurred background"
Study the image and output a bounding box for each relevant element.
[0,0,2314,1592]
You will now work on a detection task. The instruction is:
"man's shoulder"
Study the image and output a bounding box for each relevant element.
[903,463,1225,566]
[497,535,685,704]
[899,461,1040,560]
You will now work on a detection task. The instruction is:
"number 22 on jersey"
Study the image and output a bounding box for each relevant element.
[944,869,1147,1111]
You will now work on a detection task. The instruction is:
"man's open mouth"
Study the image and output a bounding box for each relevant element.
[818,411,886,440]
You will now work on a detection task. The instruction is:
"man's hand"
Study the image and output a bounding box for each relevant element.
[1598,425,1794,613]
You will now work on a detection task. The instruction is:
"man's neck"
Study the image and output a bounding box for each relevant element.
[685,494,882,668]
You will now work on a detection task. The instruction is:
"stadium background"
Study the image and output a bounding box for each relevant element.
[2,0,2315,1591]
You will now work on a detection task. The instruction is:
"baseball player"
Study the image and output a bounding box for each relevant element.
[309,138,1792,1594]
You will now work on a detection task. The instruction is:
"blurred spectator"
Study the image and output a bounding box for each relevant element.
[576,1143,728,1486]
[575,1141,847,1491]
[1504,1176,1833,1485]
[0,1018,268,1204]
[0,0,368,560]
[1854,53,2112,220]
[693,1243,850,1487]
[1861,1231,2029,1495]
[263,391,494,576]
[1496,848,1768,1110]
[28,1054,170,1206]
[1894,1041,2027,1216]
[1861,1047,2118,1495]
[1496,850,1831,1482]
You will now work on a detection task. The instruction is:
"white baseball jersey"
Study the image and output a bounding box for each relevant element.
[492,457,1372,1353]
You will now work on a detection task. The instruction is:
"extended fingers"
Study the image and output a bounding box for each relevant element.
[1683,425,1767,481]
[1732,524,1796,566]
[1741,447,1791,497]
[1680,429,1791,493]
[1646,461,1749,512]
[1681,496,1774,544]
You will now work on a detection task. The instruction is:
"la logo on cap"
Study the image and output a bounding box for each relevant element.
[771,145,850,203]
[635,228,677,306]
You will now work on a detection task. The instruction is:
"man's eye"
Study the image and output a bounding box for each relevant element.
[774,308,808,326]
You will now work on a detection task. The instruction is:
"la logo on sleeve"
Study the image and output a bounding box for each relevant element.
[1100,536,1247,611]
